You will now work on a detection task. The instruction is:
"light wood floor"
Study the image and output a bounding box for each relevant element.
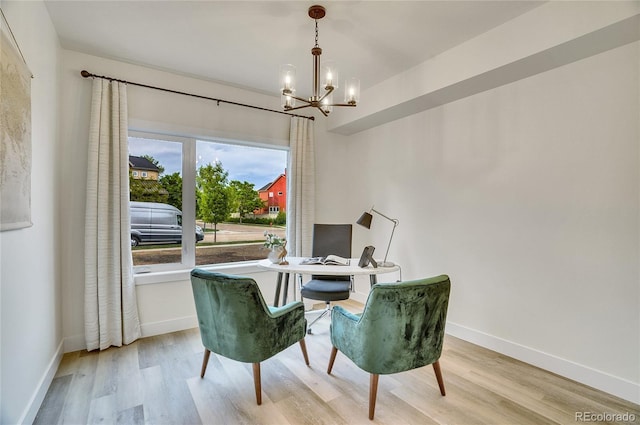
[35,300,640,424]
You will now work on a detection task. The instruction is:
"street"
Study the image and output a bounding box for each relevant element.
[132,222,286,266]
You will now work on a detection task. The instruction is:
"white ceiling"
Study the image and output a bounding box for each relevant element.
[45,1,544,97]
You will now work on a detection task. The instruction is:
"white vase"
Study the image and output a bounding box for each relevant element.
[267,246,283,264]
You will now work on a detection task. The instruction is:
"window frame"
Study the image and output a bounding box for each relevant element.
[128,130,289,281]
[130,131,195,275]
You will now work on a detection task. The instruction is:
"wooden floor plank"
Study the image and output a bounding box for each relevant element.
[35,300,640,424]
[116,404,144,425]
[56,351,99,425]
[32,374,72,425]
[87,394,116,425]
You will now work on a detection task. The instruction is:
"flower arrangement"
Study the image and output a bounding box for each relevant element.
[264,231,285,249]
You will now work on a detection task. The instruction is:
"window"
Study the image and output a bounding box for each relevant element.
[128,132,288,273]
[132,171,139,177]
[141,171,148,178]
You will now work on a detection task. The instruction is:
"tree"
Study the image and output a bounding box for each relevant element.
[197,161,230,242]
[228,180,263,223]
[159,172,182,210]
[129,156,170,203]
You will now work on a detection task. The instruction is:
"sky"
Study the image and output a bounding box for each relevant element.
[129,136,287,189]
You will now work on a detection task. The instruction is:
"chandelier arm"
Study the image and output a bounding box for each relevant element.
[284,103,314,112]
[285,94,313,104]
[325,103,357,107]
[315,106,329,117]
[316,86,335,103]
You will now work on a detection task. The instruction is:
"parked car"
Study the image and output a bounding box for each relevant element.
[130,201,204,247]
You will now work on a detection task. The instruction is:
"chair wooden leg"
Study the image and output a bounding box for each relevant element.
[327,346,338,374]
[200,349,211,378]
[433,360,446,396]
[369,374,379,420]
[252,363,262,405]
[299,339,310,366]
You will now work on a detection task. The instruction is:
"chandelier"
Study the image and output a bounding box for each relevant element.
[280,5,360,116]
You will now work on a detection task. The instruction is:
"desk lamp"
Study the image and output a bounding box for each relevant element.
[356,207,399,267]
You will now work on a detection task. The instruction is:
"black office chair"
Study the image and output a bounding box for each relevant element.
[300,224,353,334]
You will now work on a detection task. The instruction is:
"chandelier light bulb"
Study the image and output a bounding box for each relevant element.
[322,95,333,114]
[322,60,338,91]
[281,93,296,109]
[345,77,360,105]
[280,64,296,95]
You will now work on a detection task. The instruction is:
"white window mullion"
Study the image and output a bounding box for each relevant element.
[182,138,197,268]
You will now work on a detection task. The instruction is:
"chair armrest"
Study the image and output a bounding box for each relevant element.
[330,305,363,357]
[332,305,361,323]
[268,301,305,318]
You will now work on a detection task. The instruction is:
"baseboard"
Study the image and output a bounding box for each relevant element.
[63,333,86,353]
[63,316,199,353]
[446,321,640,405]
[349,291,368,305]
[140,315,198,338]
[18,340,64,424]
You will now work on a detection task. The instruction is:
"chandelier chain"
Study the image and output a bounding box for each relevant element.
[315,19,319,47]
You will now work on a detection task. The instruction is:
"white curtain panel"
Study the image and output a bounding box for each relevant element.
[85,79,141,351]
[287,117,315,257]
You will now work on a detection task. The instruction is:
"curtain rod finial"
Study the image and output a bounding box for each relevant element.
[81,70,92,78]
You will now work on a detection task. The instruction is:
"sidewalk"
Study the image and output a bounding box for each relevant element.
[199,222,285,243]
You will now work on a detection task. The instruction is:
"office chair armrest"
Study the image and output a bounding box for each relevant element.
[268,301,305,318]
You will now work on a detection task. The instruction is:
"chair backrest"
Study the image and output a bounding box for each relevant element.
[312,224,352,280]
[344,275,450,375]
[190,269,276,363]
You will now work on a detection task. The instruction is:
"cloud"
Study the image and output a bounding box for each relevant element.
[129,136,287,188]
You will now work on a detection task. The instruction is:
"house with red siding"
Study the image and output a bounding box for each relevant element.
[256,170,286,216]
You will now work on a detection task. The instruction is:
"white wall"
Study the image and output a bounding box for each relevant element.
[342,42,639,403]
[0,1,62,423]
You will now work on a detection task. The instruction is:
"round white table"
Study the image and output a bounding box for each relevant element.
[257,257,400,306]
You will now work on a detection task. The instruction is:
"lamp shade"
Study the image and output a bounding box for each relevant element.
[357,211,373,229]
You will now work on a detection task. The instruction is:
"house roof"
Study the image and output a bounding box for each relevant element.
[259,174,285,192]
[129,156,159,172]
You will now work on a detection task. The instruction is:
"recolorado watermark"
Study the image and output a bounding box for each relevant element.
[575,411,636,422]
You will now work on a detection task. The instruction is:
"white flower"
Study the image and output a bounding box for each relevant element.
[264,232,285,248]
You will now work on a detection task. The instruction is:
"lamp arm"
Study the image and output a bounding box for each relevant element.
[366,206,400,265]
[371,208,397,224]
[383,219,398,264]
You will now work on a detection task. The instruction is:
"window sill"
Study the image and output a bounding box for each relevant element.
[134,260,265,285]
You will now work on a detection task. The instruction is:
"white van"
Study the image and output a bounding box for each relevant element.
[130,201,204,246]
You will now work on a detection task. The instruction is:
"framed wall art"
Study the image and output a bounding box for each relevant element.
[1,9,33,231]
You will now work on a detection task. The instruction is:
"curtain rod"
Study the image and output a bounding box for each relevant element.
[80,70,314,121]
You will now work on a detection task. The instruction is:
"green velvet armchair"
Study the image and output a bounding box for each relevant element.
[190,269,309,405]
[327,275,451,420]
